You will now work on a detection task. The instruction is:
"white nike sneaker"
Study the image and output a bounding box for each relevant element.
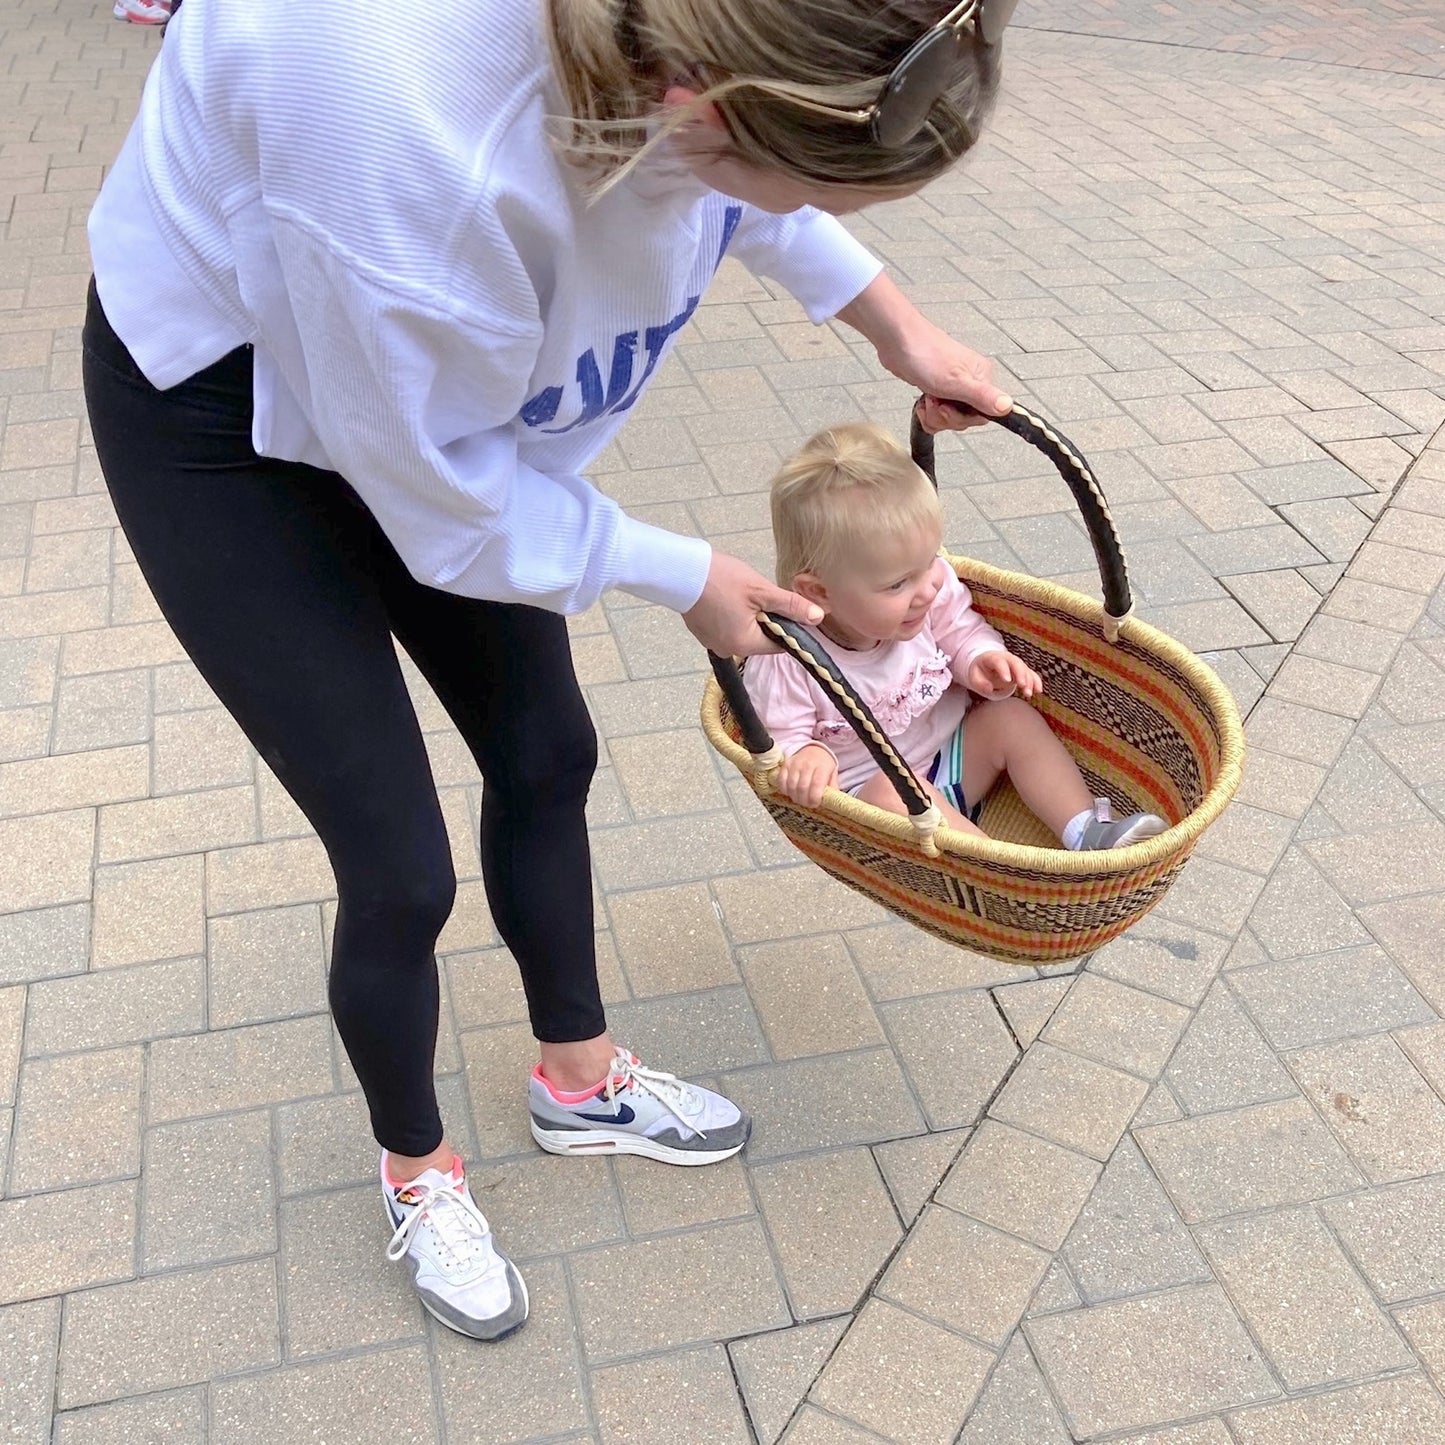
[113,0,173,23]
[528,1049,751,1166]
[382,1153,528,1341]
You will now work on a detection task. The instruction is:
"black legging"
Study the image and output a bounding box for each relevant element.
[82,284,605,1155]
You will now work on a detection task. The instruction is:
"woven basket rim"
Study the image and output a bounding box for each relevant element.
[701,552,1245,881]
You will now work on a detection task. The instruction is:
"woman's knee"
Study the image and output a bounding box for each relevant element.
[333,842,458,950]
[486,699,598,807]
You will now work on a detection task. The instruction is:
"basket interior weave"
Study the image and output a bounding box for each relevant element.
[963,572,1221,849]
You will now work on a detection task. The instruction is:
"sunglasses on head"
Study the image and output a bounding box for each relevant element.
[769,0,1017,150]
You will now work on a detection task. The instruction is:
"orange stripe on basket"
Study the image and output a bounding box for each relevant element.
[799,840,1135,960]
[1045,713,1182,817]
[1026,622,1209,737]
[943,853,1179,903]
[792,802,1180,904]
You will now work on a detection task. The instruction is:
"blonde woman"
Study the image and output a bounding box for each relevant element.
[84,0,1017,1340]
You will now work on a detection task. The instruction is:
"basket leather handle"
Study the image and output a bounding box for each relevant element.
[911,399,1132,636]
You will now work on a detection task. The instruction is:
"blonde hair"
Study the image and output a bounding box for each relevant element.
[771,423,943,586]
[545,0,999,189]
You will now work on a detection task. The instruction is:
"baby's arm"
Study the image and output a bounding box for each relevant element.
[744,655,841,806]
[930,565,1041,699]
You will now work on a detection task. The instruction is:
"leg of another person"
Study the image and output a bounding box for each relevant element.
[385,587,753,1165]
[83,289,528,1338]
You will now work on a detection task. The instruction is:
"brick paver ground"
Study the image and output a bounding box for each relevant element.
[1,2,1443,1441]
[1015,0,1445,77]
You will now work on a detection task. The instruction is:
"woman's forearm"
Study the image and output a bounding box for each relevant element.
[836,270,1012,420]
[834,271,918,370]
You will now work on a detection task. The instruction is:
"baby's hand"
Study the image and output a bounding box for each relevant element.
[967,650,1043,700]
[775,744,840,808]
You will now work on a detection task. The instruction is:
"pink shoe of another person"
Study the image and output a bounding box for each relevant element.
[113,0,173,23]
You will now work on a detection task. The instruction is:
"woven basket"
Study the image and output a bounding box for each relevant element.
[701,403,1244,966]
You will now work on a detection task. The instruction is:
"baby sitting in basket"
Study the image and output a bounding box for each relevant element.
[746,422,1166,851]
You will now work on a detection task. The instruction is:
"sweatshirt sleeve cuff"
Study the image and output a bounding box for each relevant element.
[610,513,713,612]
[755,214,884,324]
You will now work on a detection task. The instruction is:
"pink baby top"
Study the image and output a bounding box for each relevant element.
[745,562,1010,794]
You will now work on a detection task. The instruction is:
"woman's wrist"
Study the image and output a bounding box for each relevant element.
[839,272,1011,420]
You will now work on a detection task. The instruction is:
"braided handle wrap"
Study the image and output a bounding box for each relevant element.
[709,625,943,854]
[755,615,935,818]
[910,402,1133,638]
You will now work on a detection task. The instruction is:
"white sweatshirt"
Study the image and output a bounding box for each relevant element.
[88,0,884,614]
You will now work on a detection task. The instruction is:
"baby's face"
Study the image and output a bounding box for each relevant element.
[816,526,945,649]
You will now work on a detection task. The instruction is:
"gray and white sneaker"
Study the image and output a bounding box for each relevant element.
[529,1050,751,1166]
[1075,798,1168,850]
[382,1154,528,1341]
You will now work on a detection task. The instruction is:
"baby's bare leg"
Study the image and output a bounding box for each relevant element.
[963,697,1092,838]
[854,770,986,837]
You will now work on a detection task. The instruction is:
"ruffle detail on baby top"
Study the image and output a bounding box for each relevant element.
[816,649,953,739]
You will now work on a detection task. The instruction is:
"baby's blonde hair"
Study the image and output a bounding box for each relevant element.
[771,423,943,587]
[546,0,999,190]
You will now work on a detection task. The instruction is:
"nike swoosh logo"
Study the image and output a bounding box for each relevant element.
[574,1104,635,1126]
